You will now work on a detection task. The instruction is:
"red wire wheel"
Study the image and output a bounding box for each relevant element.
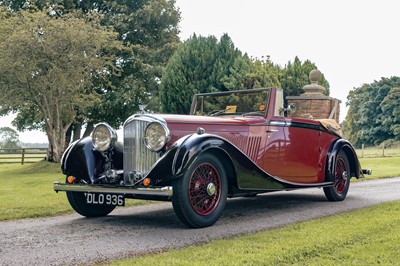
[324,150,351,201]
[172,152,228,228]
[188,162,222,215]
[334,156,348,194]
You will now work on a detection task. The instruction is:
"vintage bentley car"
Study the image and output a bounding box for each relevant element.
[54,88,370,228]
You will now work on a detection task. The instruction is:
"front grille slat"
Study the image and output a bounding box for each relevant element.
[123,116,160,184]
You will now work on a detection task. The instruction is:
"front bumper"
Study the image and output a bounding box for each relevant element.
[53,182,173,197]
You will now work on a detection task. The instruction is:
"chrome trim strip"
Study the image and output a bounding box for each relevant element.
[269,120,286,127]
[53,182,173,197]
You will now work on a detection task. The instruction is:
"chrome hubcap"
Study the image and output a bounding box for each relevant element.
[206,183,216,196]
[342,171,348,180]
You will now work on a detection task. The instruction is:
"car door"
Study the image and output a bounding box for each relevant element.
[262,118,320,183]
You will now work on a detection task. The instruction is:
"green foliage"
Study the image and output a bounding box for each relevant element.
[345,77,400,146]
[0,7,122,161]
[81,0,181,124]
[0,0,181,131]
[160,34,281,114]
[280,56,330,96]
[380,87,400,138]
[160,34,242,114]
[241,56,282,89]
[160,44,330,115]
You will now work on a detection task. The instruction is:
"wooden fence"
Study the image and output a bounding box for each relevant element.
[356,144,400,158]
[0,148,47,164]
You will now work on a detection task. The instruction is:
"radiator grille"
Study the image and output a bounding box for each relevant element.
[123,116,160,184]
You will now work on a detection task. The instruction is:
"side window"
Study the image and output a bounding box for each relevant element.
[274,89,284,116]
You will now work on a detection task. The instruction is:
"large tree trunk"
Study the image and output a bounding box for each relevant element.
[72,123,82,141]
[44,114,72,162]
[46,142,54,162]
[46,129,67,163]
[65,126,72,148]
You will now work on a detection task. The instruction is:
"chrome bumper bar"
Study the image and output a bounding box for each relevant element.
[53,182,173,197]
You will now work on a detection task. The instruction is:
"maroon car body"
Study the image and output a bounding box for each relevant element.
[54,88,368,227]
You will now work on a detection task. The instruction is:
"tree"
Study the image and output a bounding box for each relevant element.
[0,8,122,162]
[0,127,20,150]
[78,0,181,125]
[221,55,282,90]
[160,34,249,114]
[380,87,400,141]
[345,77,400,146]
[0,0,181,138]
[345,84,370,146]
[248,56,281,89]
[280,56,330,96]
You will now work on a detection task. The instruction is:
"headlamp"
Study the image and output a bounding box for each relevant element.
[144,122,169,152]
[91,123,117,152]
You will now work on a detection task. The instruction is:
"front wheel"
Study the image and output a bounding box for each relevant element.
[66,191,116,217]
[172,152,228,228]
[324,150,350,201]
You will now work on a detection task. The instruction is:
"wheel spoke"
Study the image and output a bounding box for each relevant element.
[189,163,221,215]
[334,157,348,193]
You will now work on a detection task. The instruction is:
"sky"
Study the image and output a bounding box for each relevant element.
[1,0,399,143]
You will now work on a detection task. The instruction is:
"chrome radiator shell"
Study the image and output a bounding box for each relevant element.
[123,114,162,184]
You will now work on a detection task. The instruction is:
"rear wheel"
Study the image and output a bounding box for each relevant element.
[324,150,350,201]
[66,191,115,217]
[172,152,228,228]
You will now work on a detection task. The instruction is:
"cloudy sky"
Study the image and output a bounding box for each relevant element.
[1,0,399,143]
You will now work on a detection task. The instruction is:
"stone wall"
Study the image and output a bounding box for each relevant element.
[285,69,341,123]
[286,95,340,122]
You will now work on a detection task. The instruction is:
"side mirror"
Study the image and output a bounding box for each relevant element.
[280,104,296,116]
[286,104,296,112]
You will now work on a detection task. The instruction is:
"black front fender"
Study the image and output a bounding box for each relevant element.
[61,137,123,183]
[146,133,235,185]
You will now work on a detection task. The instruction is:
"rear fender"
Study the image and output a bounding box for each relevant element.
[326,139,363,180]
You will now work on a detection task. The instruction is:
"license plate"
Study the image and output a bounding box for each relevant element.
[85,192,125,206]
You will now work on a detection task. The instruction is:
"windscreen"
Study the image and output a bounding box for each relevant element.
[191,89,270,117]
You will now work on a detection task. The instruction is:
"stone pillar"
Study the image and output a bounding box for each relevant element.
[286,69,341,123]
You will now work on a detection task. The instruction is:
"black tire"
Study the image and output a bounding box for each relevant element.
[66,191,116,217]
[324,150,350,201]
[172,152,228,228]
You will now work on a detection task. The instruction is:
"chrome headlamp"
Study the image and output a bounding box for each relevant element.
[144,122,170,152]
[91,123,117,152]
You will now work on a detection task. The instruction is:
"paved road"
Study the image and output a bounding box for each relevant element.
[1,178,400,265]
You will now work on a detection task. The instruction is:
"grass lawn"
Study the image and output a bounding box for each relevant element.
[107,201,400,265]
[359,156,400,179]
[0,162,69,220]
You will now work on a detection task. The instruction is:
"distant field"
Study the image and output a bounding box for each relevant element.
[355,146,400,158]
